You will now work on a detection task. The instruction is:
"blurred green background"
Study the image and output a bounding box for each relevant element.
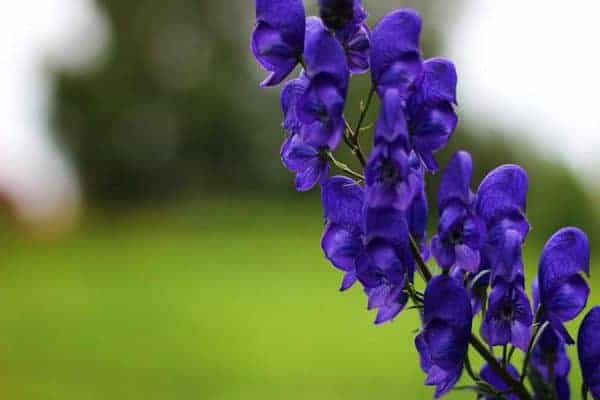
[1,0,598,399]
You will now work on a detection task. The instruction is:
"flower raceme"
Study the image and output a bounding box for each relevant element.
[250,2,596,399]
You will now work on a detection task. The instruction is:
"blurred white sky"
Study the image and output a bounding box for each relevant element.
[0,1,597,227]
[0,0,107,227]
[448,1,600,180]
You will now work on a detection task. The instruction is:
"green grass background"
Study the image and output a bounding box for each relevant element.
[0,200,596,399]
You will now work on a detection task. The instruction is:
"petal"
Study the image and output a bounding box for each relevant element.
[410,102,458,172]
[345,24,371,74]
[256,0,306,51]
[510,321,531,352]
[374,89,409,144]
[295,161,325,191]
[481,314,511,347]
[340,271,357,291]
[438,151,473,209]
[538,227,591,296]
[420,57,458,105]
[366,239,407,286]
[546,273,589,322]
[281,135,318,171]
[476,164,528,224]
[297,75,345,125]
[455,244,480,273]
[431,235,456,270]
[579,307,600,399]
[423,320,466,369]
[423,275,472,329]
[374,297,407,325]
[370,9,422,85]
[281,74,309,132]
[252,22,299,86]
[304,17,349,87]
[321,223,362,272]
[321,175,364,226]
[363,206,409,245]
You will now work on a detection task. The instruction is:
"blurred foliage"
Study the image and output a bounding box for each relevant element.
[52,0,598,242]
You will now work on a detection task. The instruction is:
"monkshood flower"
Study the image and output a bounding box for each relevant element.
[415,275,472,398]
[297,17,350,150]
[357,206,416,324]
[480,361,520,400]
[476,164,530,285]
[530,328,571,400]
[280,74,331,191]
[406,58,458,171]
[431,151,485,273]
[407,187,430,259]
[321,175,364,290]
[252,0,306,87]
[364,143,423,211]
[370,9,458,171]
[536,227,590,344]
[481,281,533,351]
[578,306,600,399]
[318,0,370,74]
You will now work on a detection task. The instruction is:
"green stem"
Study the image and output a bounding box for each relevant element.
[326,152,364,181]
[520,310,545,384]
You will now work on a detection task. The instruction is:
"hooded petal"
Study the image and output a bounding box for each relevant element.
[281,73,310,133]
[304,17,349,89]
[322,223,362,272]
[578,306,600,400]
[476,164,528,225]
[545,273,589,323]
[253,0,306,86]
[374,89,409,144]
[321,175,364,227]
[409,102,458,172]
[420,58,458,105]
[370,9,423,96]
[438,151,473,210]
[423,275,473,329]
[538,227,590,296]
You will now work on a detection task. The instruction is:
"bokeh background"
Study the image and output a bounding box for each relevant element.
[1,1,599,399]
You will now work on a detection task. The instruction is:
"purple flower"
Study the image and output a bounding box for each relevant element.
[536,227,590,344]
[476,164,530,285]
[357,205,416,324]
[252,0,306,87]
[406,58,458,171]
[431,151,486,272]
[415,275,472,398]
[370,9,423,100]
[370,10,458,171]
[530,328,571,400]
[297,17,350,150]
[480,361,520,400]
[481,281,533,351]
[281,133,329,192]
[578,306,600,399]
[364,143,423,211]
[321,176,364,289]
[318,0,370,74]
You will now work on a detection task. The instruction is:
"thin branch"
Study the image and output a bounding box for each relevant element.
[326,152,364,181]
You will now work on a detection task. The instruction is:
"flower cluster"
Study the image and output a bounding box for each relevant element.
[251,2,596,399]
